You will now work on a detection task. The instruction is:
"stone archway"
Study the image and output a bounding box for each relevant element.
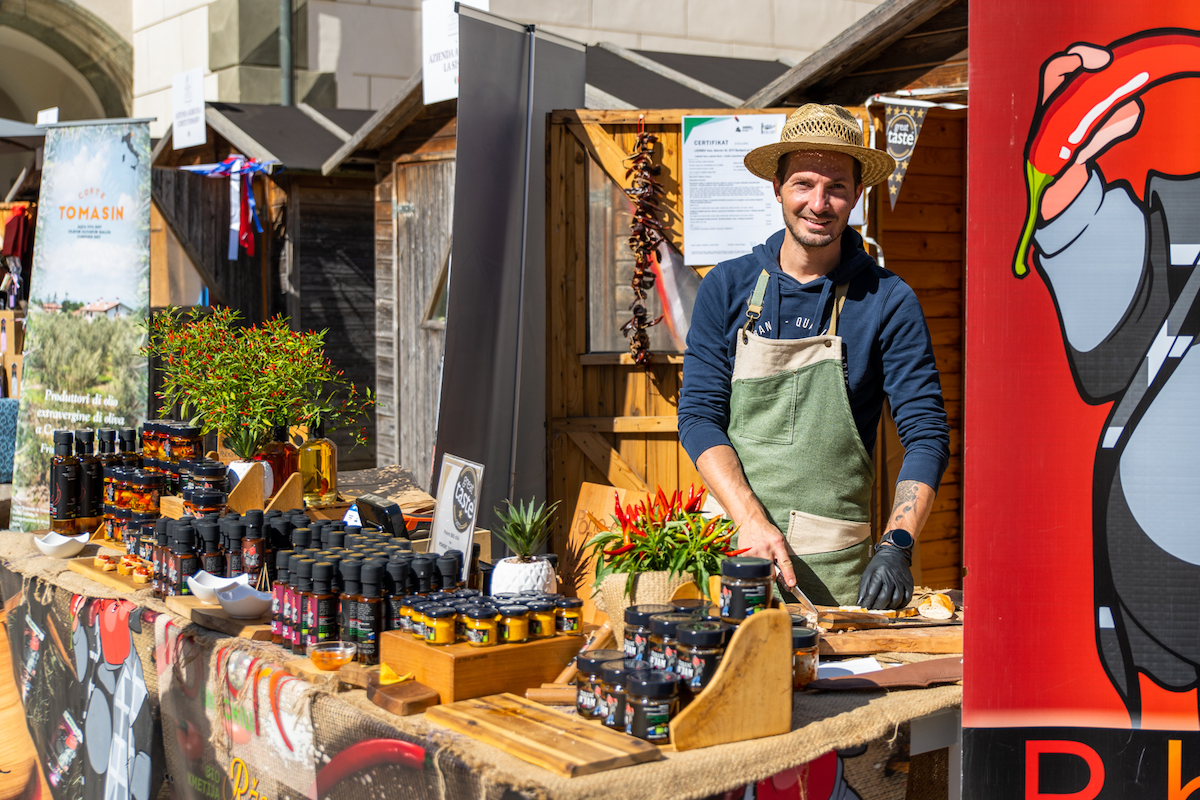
[0,0,131,117]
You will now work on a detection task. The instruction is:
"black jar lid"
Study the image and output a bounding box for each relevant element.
[103,505,133,519]
[192,460,228,478]
[792,627,820,648]
[465,606,498,620]
[427,592,455,603]
[455,588,482,598]
[171,424,201,437]
[131,512,159,523]
[525,599,556,612]
[555,597,583,609]
[427,606,458,619]
[601,658,653,685]
[789,613,809,628]
[626,671,680,699]
[575,648,628,676]
[130,469,165,486]
[103,465,129,480]
[676,620,733,647]
[191,490,227,507]
[498,604,530,617]
[624,604,674,628]
[400,595,423,607]
[491,592,520,600]
[670,598,713,614]
[649,612,695,638]
[721,556,772,579]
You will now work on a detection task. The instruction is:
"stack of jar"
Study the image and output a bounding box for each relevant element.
[397,590,584,651]
[50,427,143,535]
[139,419,203,494]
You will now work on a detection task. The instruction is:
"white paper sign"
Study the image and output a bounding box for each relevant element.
[681,114,788,266]
[421,0,489,105]
[36,107,59,125]
[172,68,207,150]
[430,454,484,578]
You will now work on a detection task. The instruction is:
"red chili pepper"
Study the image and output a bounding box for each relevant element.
[725,547,751,556]
[1015,31,1200,277]
[310,738,426,797]
[605,543,636,556]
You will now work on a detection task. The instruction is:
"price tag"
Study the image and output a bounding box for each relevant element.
[430,454,484,578]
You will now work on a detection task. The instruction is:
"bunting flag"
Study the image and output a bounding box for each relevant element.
[179,156,276,259]
[883,100,928,209]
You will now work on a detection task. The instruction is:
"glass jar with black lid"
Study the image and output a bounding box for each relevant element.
[647,612,694,672]
[675,620,733,701]
[623,604,674,661]
[624,671,680,742]
[598,658,652,730]
[719,557,773,622]
[572,648,626,719]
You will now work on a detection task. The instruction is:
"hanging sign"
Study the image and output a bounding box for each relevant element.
[429,454,484,578]
[171,68,206,150]
[11,121,152,531]
[681,114,787,266]
[883,100,928,209]
[421,0,490,105]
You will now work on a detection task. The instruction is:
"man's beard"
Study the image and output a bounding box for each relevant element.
[784,212,846,249]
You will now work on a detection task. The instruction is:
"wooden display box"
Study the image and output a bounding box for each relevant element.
[381,629,588,704]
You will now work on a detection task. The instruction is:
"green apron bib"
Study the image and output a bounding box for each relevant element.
[727,269,874,606]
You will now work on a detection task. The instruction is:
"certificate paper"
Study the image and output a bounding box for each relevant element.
[681,115,787,266]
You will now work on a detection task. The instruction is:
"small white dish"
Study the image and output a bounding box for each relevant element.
[215,583,272,620]
[34,531,91,559]
[187,571,250,604]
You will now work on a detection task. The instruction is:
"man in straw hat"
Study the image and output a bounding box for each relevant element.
[678,104,950,609]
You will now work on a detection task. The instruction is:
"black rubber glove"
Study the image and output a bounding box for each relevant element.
[856,544,913,610]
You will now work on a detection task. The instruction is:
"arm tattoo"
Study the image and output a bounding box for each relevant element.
[890,480,920,526]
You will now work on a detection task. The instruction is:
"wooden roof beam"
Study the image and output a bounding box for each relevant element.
[741,0,961,108]
[596,41,744,107]
[322,71,426,175]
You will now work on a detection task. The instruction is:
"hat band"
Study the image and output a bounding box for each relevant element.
[779,134,865,149]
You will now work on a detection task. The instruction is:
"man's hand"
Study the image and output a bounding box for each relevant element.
[696,445,796,588]
[857,545,913,610]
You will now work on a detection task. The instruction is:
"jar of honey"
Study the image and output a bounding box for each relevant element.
[128,470,164,514]
[498,605,530,644]
[424,606,457,646]
[166,424,202,465]
[526,599,557,639]
[555,597,584,635]
[464,606,499,647]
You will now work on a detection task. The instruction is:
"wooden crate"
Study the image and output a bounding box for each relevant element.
[380,629,587,704]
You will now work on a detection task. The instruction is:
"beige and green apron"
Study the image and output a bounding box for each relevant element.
[728,269,874,606]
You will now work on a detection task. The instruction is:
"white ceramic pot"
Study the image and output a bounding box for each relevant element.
[226,460,274,500]
[489,555,557,595]
[34,531,91,559]
[215,584,273,620]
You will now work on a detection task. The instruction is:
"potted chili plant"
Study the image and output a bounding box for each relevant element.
[587,486,743,640]
[490,499,561,594]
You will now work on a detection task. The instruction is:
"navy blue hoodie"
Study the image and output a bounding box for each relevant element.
[678,227,950,490]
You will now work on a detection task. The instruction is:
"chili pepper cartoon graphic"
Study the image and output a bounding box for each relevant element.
[1013,29,1200,278]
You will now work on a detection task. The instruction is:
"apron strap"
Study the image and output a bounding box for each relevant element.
[828,283,849,337]
[741,269,771,343]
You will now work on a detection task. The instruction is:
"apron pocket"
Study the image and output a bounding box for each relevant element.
[731,371,796,445]
[785,509,871,556]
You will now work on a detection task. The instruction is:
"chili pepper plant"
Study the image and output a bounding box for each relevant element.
[143,307,375,460]
[588,486,745,595]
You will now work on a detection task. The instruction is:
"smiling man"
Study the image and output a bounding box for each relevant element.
[677,103,950,609]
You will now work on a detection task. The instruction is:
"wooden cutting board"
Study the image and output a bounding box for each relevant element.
[165,595,274,640]
[425,693,661,777]
[819,626,963,655]
[67,556,150,594]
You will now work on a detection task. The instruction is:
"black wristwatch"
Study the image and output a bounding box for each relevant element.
[880,529,915,554]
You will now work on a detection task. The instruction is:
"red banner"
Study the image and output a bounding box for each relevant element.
[965,3,1200,797]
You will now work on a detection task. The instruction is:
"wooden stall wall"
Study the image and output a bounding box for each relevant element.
[869,107,965,589]
[548,108,965,591]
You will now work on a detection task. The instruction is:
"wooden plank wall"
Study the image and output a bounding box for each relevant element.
[291,177,377,470]
[374,162,398,467]
[871,107,965,589]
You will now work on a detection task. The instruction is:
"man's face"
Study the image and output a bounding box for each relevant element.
[772,150,863,249]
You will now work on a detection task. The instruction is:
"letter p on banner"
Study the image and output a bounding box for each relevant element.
[1026,740,1105,800]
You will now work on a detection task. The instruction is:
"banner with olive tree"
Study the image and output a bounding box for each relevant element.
[11,122,151,531]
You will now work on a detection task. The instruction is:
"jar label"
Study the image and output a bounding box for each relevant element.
[720,582,769,619]
[386,598,404,631]
[316,597,338,642]
[624,631,650,661]
[648,647,668,671]
[677,651,724,691]
[576,685,596,712]
[466,627,491,644]
[603,691,625,728]
[556,614,579,633]
[242,541,261,572]
[626,700,673,741]
[202,554,224,575]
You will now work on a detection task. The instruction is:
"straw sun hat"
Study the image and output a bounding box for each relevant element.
[744,103,896,187]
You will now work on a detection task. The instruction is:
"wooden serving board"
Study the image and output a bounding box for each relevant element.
[67,556,150,594]
[164,595,274,640]
[426,693,660,777]
[819,626,963,655]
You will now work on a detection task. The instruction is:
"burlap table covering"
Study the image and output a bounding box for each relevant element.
[0,531,961,800]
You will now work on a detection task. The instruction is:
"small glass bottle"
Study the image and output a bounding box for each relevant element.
[172,529,200,597]
[272,552,291,646]
[625,672,680,742]
[464,606,499,647]
[197,521,224,576]
[118,427,141,469]
[292,559,314,655]
[555,597,584,635]
[257,425,298,488]
[498,605,530,644]
[241,521,266,582]
[97,428,120,468]
[358,563,384,665]
[74,429,103,535]
[49,430,79,534]
[424,606,457,646]
[385,561,409,630]
[623,605,674,660]
[599,659,653,731]
[152,525,169,598]
[340,561,362,645]
[719,557,774,623]
[309,563,339,645]
[410,558,434,595]
[574,649,627,719]
[285,555,305,648]
[674,620,732,702]
[298,420,338,505]
[225,525,244,578]
[526,599,557,639]
[647,612,693,672]
[792,626,820,690]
